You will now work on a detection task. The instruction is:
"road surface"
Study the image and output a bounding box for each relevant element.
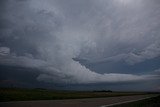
[0,94,157,107]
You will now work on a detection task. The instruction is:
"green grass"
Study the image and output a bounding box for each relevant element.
[0,88,156,102]
[111,95,160,107]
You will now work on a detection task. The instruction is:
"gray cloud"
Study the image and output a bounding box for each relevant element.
[0,47,10,56]
[126,42,160,64]
[0,0,160,84]
[154,68,160,75]
[0,46,152,83]
[94,41,160,65]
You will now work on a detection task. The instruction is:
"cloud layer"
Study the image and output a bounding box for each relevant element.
[0,0,160,84]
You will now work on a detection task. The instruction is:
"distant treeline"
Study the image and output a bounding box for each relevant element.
[93,90,113,92]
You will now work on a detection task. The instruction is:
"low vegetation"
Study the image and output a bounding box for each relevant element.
[0,88,157,102]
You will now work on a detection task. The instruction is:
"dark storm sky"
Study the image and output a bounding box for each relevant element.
[0,0,160,91]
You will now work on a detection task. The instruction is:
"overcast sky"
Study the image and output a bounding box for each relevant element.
[0,0,160,91]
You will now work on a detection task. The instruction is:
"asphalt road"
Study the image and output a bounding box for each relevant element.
[0,94,157,107]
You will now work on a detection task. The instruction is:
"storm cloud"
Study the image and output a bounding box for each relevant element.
[0,0,160,87]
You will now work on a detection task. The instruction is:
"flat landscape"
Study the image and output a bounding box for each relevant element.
[0,88,159,107]
[1,0,160,107]
[0,94,158,107]
[0,88,155,102]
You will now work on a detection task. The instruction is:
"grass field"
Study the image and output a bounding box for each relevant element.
[0,88,157,102]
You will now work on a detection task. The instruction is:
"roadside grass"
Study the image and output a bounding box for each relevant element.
[0,88,154,102]
[110,95,160,107]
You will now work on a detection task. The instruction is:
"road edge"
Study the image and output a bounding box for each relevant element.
[100,95,159,107]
